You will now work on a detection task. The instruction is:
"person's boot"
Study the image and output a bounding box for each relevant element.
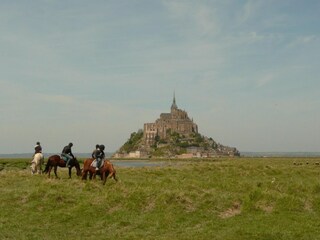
[96,160,100,171]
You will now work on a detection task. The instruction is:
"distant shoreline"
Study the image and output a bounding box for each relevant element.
[241,152,320,157]
[0,152,320,158]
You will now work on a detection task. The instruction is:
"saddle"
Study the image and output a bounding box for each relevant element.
[61,155,68,162]
[91,159,105,169]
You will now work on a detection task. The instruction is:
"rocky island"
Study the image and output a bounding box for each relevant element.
[114,95,240,158]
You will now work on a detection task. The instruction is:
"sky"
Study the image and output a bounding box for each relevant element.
[0,0,319,154]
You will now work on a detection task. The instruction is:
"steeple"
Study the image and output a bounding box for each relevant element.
[171,92,178,110]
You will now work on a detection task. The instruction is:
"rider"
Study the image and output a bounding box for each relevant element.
[94,144,105,170]
[61,143,75,168]
[91,144,100,159]
[34,142,42,154]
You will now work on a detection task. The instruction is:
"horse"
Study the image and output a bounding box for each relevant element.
[43,155,82,178]
[82,158,117,185]
[31,153,44,175]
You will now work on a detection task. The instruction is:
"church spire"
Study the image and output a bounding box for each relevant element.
[171,91,178,110]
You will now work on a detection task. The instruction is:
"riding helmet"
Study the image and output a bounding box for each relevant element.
[99,144,105,150]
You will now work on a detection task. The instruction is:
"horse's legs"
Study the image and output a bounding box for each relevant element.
[89,171,93,180]
[92,170,97,180]
[36,162,42,174]
[31,156,38,175]
[39,157,43,174]
[54,166,59,178]
[31,162,36,175]
[35,161,38,174]
[102,171,107,185]
[47,166,52,178]
[68,167,72,178]
[81,170,87,180]
[109,172,118,182]
[113,175,118,181]
[102,171,117,185]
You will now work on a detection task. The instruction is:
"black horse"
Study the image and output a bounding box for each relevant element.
[43,155,81,178]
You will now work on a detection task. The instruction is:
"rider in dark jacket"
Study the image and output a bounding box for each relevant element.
[61,143,74,167]
[93,144,105,170]
[91,144,100,159]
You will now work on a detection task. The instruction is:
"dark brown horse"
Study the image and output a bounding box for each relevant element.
[43,155,82,178]
[82,158,117,185]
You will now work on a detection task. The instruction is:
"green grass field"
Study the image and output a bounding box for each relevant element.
[1,157,320,240]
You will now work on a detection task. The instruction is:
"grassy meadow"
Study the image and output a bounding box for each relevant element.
[1,157,320,239]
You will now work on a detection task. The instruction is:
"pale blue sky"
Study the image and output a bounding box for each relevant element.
[1,0,319,154]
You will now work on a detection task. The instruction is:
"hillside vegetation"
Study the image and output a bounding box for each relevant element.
[117,130,239,157]
[118,130,144,153]
[1,157,320,239]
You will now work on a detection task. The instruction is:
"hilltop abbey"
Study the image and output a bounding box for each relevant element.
[114,94,240,158]
[144,94,198,146]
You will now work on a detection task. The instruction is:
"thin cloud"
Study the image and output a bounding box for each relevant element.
[237,0,263,24]
[162,0,219,37]
[286,35,317,48]
[256,74,275,88]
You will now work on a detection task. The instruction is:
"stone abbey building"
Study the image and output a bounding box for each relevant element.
[143,95,198,146]
[114,94,240,158]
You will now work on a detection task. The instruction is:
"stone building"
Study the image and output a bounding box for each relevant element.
[143,94,198,145]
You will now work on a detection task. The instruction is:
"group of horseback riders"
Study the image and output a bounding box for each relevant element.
[33,141,106,170]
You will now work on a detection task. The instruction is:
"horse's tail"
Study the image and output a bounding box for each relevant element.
[111,163,117,179]
[106,161,117,181]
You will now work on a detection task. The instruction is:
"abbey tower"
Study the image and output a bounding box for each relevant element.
[143,94,198,146]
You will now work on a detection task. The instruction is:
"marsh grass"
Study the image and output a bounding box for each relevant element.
[1,157,320,239]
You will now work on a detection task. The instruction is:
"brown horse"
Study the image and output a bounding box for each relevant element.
[82,158,117,185]
[43,155,82,178]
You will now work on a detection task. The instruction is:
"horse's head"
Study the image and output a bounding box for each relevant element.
[74,158,82,176]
